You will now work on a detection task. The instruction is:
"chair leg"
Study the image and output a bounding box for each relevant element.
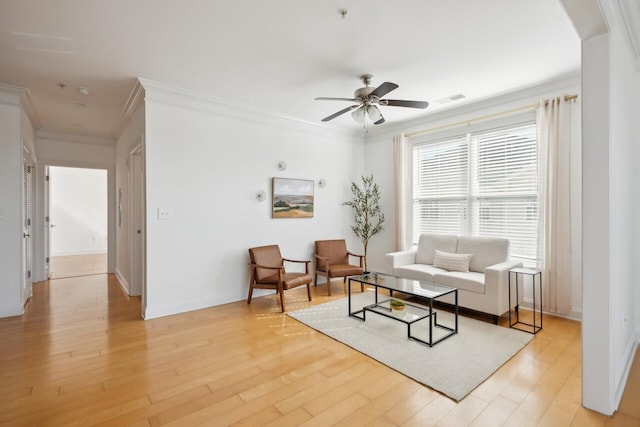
[314,272,318,286]
[327,276,331,296]
[279,290,285,312]
[306,283,312,301]
[247,283,254,304]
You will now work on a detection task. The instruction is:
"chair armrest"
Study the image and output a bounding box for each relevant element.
[485,260,524,274]
[283,258,310,274]
[282,258,310,265]
[314,254,330,271]
[385,250,417,272]
[484,260,524,315]
[347,251,364,268]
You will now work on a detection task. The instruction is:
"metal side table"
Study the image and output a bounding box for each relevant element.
[508,267,542,334]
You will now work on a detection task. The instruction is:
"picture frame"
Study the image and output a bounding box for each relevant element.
[272,177,314,218]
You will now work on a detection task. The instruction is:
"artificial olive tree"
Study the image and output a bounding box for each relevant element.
[343,174,385,271]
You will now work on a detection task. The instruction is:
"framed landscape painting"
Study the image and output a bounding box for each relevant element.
[272,177,314,218]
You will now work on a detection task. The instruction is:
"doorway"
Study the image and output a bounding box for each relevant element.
[48,166,108,279]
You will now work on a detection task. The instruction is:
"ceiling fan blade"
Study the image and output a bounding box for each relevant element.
[315,97,357,102]
[369,82,399,98]
[321,105,360,122]
[380,99,429,109]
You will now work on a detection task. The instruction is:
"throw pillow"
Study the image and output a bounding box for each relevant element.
[433,250,473,273]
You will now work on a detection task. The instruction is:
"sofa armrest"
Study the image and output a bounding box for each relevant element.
[385,250,417,275]
[484,260,524,316]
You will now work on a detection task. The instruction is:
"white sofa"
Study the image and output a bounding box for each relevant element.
[385,234,522,322]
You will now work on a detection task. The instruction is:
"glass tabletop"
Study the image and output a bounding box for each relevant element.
[350,273,456,299]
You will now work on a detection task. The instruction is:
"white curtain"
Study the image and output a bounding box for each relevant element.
[537,98,573,314]
[393,133,412,251]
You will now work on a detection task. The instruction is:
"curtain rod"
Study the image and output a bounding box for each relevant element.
[406,94,578,139]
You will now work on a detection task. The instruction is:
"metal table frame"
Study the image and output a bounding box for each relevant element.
[508,267,543,334]
[347,274,458,347]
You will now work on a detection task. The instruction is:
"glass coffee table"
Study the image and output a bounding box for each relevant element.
[348,273,458,347]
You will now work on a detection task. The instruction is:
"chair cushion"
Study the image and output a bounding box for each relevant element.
[283,273,312,289]
[415,234,458,265]
[326,263,363,278]
[433,271,485,294]
[315,240,349,268]
[456,236,509,273]
[433,250,472,272]
[393,264,447,283]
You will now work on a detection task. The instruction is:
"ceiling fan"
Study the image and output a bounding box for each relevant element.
[315,74,429,125]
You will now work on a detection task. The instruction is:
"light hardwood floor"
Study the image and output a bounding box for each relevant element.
[1,274,638,426]
[50,253,108,279]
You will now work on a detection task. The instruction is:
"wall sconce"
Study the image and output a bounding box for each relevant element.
[277,161,287,171]
[318,179,326,188]
[256,190,266,202]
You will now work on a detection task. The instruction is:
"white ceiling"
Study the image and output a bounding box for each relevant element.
[0,0,580,139]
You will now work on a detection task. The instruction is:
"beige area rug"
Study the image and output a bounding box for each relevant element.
[288,291,533,401]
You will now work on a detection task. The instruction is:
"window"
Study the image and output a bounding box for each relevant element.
[412,121,538,260]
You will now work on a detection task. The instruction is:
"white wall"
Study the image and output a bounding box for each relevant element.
[0,100,24,317]
[580,1,640,414]
[607,3,640,407]
[49,167,108,256]
[581,32,613,414]
[139,82,364,319]
[364,78,583,318]
[115,99,145,297]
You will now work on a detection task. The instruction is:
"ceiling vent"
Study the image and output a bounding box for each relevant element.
[435,93,466,105]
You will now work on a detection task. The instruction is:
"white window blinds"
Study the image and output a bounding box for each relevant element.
[412,121,538,260]
[413,136,468,237]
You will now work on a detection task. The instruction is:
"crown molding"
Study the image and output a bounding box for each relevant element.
[611,0,640,70]
[36,128,116,146]
[0,82,41,128]
[136,78,361,140]
[0,82,25,105]
[365,73,581,141]
[113,78,145,138]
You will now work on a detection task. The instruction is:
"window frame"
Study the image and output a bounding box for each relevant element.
[411,111,538,262]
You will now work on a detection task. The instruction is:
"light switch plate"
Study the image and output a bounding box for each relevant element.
[158,208,172,220]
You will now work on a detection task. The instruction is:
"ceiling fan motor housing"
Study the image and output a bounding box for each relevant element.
[354,86,376,103]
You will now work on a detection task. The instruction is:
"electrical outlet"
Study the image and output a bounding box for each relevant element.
[158,208,172,220]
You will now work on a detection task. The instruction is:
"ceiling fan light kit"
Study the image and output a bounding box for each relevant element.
[315,74,429,126]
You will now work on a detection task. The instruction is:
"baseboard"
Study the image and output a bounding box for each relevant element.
[114,268,129,295]
[520,299,582,321]
[614,340,638,411]
[51,250,108,256]
[143,295,235,320]
[0,303,24,318]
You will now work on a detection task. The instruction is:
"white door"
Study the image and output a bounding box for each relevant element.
[22,158,33,301]
[44,166,51,279]
[130,147,144,298]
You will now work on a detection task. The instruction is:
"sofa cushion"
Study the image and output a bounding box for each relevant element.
[415,234,458,265]
[393,264,448,283]
[456,236,509,273]
[433,271,485,294]
[433,250,473,272]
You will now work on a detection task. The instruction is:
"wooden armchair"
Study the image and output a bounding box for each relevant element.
[248,245,312,312]
[314,239,364,296]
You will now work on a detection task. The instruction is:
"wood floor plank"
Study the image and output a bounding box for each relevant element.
[0,272,638,427]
